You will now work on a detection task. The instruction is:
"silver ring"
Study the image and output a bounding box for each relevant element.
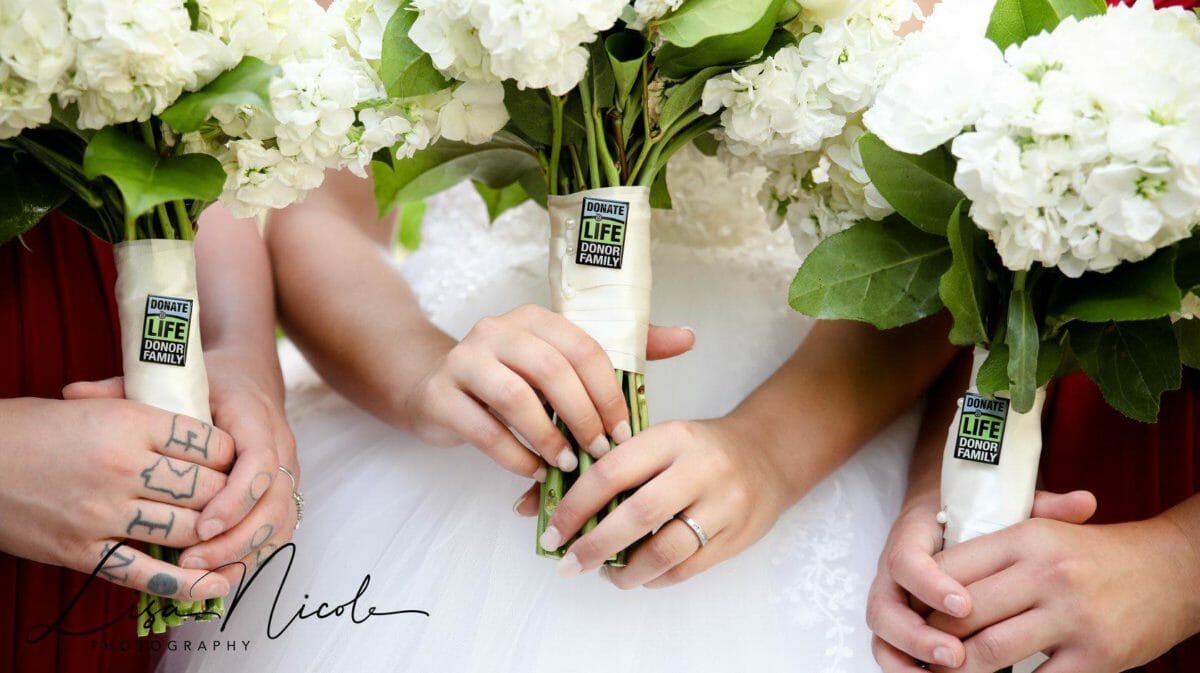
[278,465,304,530]
[675,513,709,548]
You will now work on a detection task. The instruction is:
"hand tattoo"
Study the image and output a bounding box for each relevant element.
[253,543,279,569]
[247,523,274,554]
[98,543,135,583]
[127,509,175,538]
[165,415,213,459]
[140,456,199,500]
[248,471,273,505]
[147,573,179,596]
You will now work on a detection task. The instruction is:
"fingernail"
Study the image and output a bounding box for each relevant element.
[533,466,547,483]
[681,326,695,340]
[540,526,563,551]
[557,552,582,578]
[179,555,206,570]
[587,435,610,458]
[192,576,230,600]
[944,593,968,617]
[613,420,632,444]
[556,448,578,472]
[932,646,957,667]
[598,565,612,583]
[198,519,224,542]
[513,493,527,515]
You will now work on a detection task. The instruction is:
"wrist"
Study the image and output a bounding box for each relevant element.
[717,410,814,505]
[386,323,456,430]
[1160,504,1200,637]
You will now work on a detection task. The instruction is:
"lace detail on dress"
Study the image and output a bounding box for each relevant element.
[768,478,861,673]
[403,145,798,321]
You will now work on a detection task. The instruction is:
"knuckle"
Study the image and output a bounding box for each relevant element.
[725,483,751,511]
[566,333,604,365]
[443,344,475,372]
[644,537,682,569]
[586,456,621,491]
[1041,555,1079,588]
[489,374,527,407]
[975,631,1008,665]
[885,546,909,578]
[864,599,886,632]
[626,496,662,529]
[471,315,502,337]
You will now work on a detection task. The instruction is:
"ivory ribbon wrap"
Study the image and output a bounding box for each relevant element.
[941,347,1047,548]
[114,240,211,423]
[547,187,652,374]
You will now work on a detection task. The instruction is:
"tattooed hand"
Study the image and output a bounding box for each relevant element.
[65,347,299,584]
[0,397,232,600]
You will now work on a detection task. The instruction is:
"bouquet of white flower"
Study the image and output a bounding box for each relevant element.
[359,0,916,564]
[0,0,407,634]
[789,0,1200,578]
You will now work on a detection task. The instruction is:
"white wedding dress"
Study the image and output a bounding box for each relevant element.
[161,149,919,673]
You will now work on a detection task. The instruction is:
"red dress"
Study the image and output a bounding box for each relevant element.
[1042,371,1200,672]
[0,214,153,673]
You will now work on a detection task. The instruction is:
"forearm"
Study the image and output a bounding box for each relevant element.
[266,169,454,428]
[1162,494,1200,633]
[902,347,973,509]
[195,206,284,402]
[727,312,960,502]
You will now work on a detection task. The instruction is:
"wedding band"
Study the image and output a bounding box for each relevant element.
[675,513,709,548]
[278,465,304,530]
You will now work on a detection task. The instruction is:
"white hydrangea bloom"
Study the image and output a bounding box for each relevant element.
[758,121,895,258]
[327,0,399,62]
[0,0,74,138]
[630,0,684,29]
[409,0,626,95]
[60,0,234,129]
[952,1,1200,276]
[196,0,332,62]
[704,0,915,157]
[1179,293,1200,320]
[437,80,508,144]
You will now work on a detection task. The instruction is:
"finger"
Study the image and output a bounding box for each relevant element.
[460,360,574,470]
[513,483,540,517]
[866,579,965,667]
[887,543,972,618]
[507,307,631,444]
[135,454,227,509]
[178,472,295,571]
[1031,490,1097,525]
[606,500,723,589]
[63,376,125,400]
[928,565,1037,639]
[82,540,229,600]
[153,412,236,472]
[207,489,299,588]
[436,387,547,481]
[873,636,936,673]
[1032,650,1090,673]
[494,333,609,459]
[195,395,281,541]
[541,434,676,550]
[118,500,203,547]
[645,325,695,361]
[931,610,1058,673]
[560,465,703,575]
[935,528,1021,588]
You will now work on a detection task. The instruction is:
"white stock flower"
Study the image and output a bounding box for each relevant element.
[409,0,626,95]
[0,0,73,138]
[704,0,915,157]
[61,0,234,129]
[328,0,399,62]
[437,80,508,144]
[950,0,1200,276]
[196,0,332,62]
[630,0,684,29]
[1179,292,1200,320]
[758,121,895,258]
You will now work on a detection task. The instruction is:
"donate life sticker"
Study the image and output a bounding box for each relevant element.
[954,393,1010,466]
[576,197,628,269]
[140,294,193,367]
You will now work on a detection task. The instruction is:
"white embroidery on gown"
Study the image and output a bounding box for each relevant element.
[160,147,918,673]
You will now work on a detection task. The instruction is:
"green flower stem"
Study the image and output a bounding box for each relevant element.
[173,201,196,241]
[548,95,565,197]
[638,115,720,187]
[578,81,601,190]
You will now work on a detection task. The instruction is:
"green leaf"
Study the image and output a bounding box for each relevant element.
[649,168,672,209]
[658,66,724,137]
[605,32,650,105]
[986,0,1105,51]
[1175,236,1200,293]
[1005,281,1039,412]
[1176,319,1200,369]
[161,57,280,133]
[473,180,529,222]
[1049,248,1182,323]
[976,338,1061,398]
[655,0,786,77]
[789,217,952,329]
[1070,319,1182,422]
[395,199,425,251]
[692,131,720,156]
[858,133,964,236]
[0,149,70,245]
[381,3,450,98]
[940,203,990,345]
[371,132,544,217]
[82,128,224,220]
[501,83,587,148]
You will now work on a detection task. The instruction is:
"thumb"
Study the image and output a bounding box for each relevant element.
[63,376,126,400]
[1031,490,1097,524]
[646,325,695,361]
